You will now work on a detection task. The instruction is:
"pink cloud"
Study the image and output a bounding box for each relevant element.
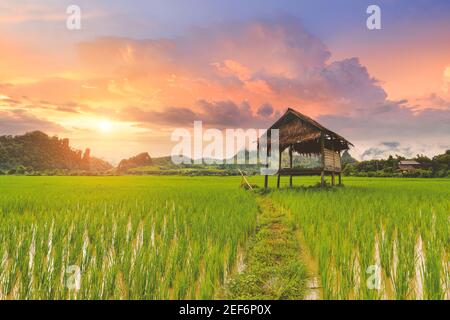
[0,109,65,135]
[1,16,449,158]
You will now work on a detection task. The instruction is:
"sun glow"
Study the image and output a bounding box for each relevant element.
[443,66,450,93]
[99,120,112,133]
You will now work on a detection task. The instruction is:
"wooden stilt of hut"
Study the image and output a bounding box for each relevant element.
[259,108,353,188]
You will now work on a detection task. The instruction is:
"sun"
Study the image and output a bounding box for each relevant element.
[98,120,112,133]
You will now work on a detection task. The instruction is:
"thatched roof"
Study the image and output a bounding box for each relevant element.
[261,108,353,154]
[399,160,420,166]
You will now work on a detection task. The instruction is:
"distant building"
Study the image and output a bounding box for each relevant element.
[398,160,422,171]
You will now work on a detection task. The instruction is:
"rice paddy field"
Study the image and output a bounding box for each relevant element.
[269,177,450,300]
[0,176,257,299]
[0,175,448,300]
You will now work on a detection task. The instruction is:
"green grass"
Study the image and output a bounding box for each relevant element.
[224,197,307,299]
[266,176,450,300]
[0,176,257,299]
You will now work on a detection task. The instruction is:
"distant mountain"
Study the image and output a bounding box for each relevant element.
[0,131,112,172]
[341,150,357,165]
[118,152,153,172]
[229,148,321,168]
[152,155,193,166]
[151,156,173,166]
[230,149,259,165]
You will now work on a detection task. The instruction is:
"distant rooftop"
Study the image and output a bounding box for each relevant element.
[399,160,420,165]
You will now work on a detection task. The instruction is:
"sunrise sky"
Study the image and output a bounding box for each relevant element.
[0,0,449,163]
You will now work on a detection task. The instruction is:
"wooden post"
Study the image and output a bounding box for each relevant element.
[264,132,269,189]
[338,172,342,186]
[277,148,281,188]
[331,137,335,186]
[256,136,260,168]
[320,133,325,187]
[289,145,293,188]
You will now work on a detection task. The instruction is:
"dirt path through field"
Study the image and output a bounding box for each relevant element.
[222,196,314,299]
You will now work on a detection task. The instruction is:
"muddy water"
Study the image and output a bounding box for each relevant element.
[296,231,323,300]
[372,235,425,300]
[320,234,444,300]
[361,235,446,300]
[444,256,450,299]
[414,236,425,300]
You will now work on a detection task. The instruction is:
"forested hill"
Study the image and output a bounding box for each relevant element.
[0,131,112,173]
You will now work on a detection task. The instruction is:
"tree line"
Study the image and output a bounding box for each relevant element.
[0,131,112,175]
[342,150,450,178]
[1,131,448,178]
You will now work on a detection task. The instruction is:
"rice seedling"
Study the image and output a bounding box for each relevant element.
[1,175,448,300]
[0,176,257,299]
[269,177,450,300]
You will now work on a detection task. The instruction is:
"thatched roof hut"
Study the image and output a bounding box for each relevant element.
[260,108,353,188]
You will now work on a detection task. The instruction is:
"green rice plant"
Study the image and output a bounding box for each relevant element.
[0,176,257,299]
[268,177,450,300]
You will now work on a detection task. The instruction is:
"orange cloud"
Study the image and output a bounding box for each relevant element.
[1,17,449,160]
